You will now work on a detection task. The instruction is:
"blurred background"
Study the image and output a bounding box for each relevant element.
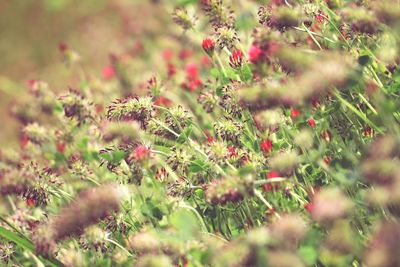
[0,0,171,145]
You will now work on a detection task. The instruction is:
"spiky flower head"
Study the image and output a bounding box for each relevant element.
[166,147,192,175]
[214,119,244,144]
[198,90,218,113]
[164,105,191,132]
[22,123,50,145]
[58,89,93,125]
[172,7,196,31]
[107,96,153,129]
[205,176,254,205]
[79,225,109,253]
[201,0,235,28]
[215,25,239,50]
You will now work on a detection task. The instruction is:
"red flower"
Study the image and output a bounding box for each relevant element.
[179,49,193,61]
[167,63,176,78]
[323,156,332,165]
[321,130,332,142]
[304,203,314,213]
[154,96,172,107]
[207,135,215,143]
[185,63,199,80]
[132,145,150,161]
[263,184,273,192]
[260,139,273,153]
[163,48,173,62]
[102,65,116,80]
[202,38,215,56]
[307,118,316,128]
[20,134,29,149]
[315,11,326,23]
[249,45,263,64]
[26,79,38,91]
[267,171,280,179]
[56,142,66,154]
[26,198,35,207]
[58,42,68,52]
[229,49,243,69]
[291,108,301,119]
[227,146,238,159]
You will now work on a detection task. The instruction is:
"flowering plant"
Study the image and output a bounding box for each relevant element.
[1,0,400,266]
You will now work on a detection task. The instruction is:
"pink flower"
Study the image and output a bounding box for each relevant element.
[307,118,316,128]
[102,65,116,80]
[185,63,199,80]
[132,145,150,161]
[202,38,215,56]
[249,45,263,63]
[291,108,301,119]
[260,139,273,153]
[229,49,243,69]
[163,48,173,62]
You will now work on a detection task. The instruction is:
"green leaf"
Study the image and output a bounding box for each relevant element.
[189,159,209,173]
[298,246,318,266]
[0,226,34,251]
[170,209,201,240]
[0,226,62,267]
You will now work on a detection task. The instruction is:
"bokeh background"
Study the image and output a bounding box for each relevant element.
[0,0,172,145]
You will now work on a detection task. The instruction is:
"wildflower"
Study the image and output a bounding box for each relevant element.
[107,96,153,129]
[198,90,218,113]
[215,25,239,50]
[102,65,116,80]
[290,108,301,119]
[154,96,172,107]
[56,142,66,153]
[131,145,151,162]
[269,151,299,176]
[163,48,174,62]
[260,139,273,153]
[167,63,176,78]
[258,5,302,31]
[59,89,93,125]
[214,119,244,144]
[310,187,353,225]
[202,37,215,56]
[58,42,68,52]
[227,146,238,159]
[304,203,313,213]
[51,184,127,241]
[201,0,235,27]
[323,156,332,165]
[219,84,243,118]
[205,176,253,205]
[207,135,216,143]
[179,49,193,60]
[307,118,316,127]
[321,130,332,142]
[229,49,243,69]
[248,45,263,64]
[172,7,196,31]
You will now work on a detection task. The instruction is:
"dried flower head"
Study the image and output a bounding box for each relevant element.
[172,7,196,31]
[107,96,153,129]
[215,25,239,50]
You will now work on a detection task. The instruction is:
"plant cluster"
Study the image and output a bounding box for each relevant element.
[1,0,400,266]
